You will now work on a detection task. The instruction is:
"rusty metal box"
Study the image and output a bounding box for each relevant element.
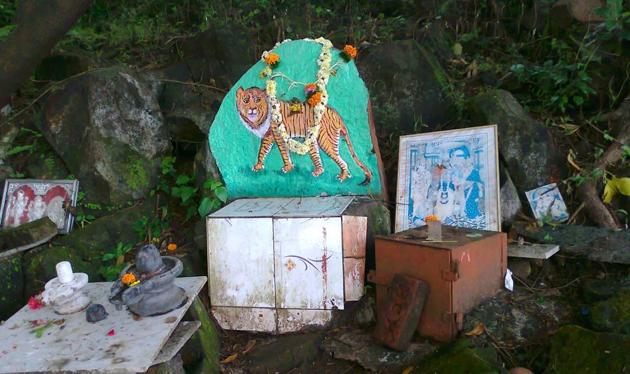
[372,225,507,342]
[206,196,367,334]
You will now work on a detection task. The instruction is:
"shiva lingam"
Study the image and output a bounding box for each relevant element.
[42,261,91,314]
[109,244,187,317]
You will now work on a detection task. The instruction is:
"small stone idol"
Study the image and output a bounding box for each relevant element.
[42,261,90,314]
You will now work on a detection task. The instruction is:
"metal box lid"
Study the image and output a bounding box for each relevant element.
[376,225,500,250]
[209,196,355,218]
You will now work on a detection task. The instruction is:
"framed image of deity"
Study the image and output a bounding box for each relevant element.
[0,179,80,234]
[395,125,500,232]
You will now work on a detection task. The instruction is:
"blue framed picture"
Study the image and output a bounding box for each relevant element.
[395,125,500,232]
[525,183,569,223]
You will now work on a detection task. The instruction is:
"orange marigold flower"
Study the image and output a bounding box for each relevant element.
[342,45,357,59]
[264,53,280,65]
[121,273,137,285]
[167,243,177,252]
[424,215,440,222]
[307,92,322,106]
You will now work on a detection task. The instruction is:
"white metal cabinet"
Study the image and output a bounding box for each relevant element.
[207,196,367,333]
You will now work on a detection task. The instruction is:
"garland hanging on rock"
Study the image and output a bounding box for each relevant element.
[259,38,356,155]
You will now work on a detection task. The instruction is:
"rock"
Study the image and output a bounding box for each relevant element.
[193,139,222,191]
[34,54,90,82]
[353,293,377,327]
[463,289,571,346]
[582,277,630,303]
[508,258,532,280]
[590,289,630,334]
[22,204,151,295]
[500,166,522,227]
[181,25,258,89]
[148,354,185,374]
[554,0,605,23]
[509,368,534,374]
[0,217,57,257]
[514,223,630,264]
[468,89,563,192]
[357,39,455,134]
[36,67,171,204]
[244,332,323,374]
[0,121,19,161]
[0,253,24,320]
[24,143,69,180]
[322,328,436,372]
[413,339,499,374]
[546,325,630,373]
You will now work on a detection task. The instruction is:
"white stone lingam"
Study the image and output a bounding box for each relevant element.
[42,261,90,314]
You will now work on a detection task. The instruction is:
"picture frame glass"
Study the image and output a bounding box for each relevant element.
[395,126,500,232]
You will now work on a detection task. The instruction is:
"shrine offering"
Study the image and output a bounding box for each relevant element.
[109,244,187,317]
[42,261,90,314]
[206,196,367,333]
[370,225,507,342]
[209,38,385,199]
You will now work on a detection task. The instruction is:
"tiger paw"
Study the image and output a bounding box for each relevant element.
[281,164,294,173]
[337,171,350,181]
[312,168,324,177]
[252,163,264,172]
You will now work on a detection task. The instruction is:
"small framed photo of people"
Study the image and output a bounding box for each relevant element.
[395,125,500,232]
[0,179,80,234]
[525,183,569,223]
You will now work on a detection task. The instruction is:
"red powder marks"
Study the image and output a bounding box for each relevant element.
[107,329,115,336]
[27,295,44,310]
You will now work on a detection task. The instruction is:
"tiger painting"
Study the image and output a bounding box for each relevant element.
[236,86,373,185]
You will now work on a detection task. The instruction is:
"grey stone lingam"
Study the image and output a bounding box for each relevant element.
[108,244,187,317]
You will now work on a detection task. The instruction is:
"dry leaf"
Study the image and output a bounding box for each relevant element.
[464,322,486,336]
[242,339,257,354]
[402,366,414,374]
[220,353,238,364]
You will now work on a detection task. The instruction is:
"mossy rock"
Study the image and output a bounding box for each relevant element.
[468,89,563,193]
[545,325,630,374]
[414,339,500,374]
[0,254,24,320]
[590,289,630,334]
[582,278,630,303]
[22,204,151,296]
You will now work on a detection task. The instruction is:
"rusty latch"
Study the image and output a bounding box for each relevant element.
[441,261,460,282]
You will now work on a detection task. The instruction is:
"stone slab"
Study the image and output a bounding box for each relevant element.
[507,243,559,259]
[0,276,206,374]
[152,321,201,365]
[514,223,630,264]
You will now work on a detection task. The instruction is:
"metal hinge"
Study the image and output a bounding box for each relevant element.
[441,261,459,282]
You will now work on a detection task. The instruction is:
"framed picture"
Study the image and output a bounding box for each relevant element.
[525,183,569,223]
[395,125,500,232]
[0,179,79,234]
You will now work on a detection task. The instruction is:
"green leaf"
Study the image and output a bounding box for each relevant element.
[175,174,191,186]
[214,186,228,203]
[6,144,35,156]
[102,253,117,261]
[198,197,217,217]
[203,179,222,190]
[0,24,15,39]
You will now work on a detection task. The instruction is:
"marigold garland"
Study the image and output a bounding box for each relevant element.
[424,215,441,222]
[167,243,177,252]
[307,92,322,106]
[341,44,357,61]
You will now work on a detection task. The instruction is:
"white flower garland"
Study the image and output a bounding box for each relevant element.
[261,37,333,155]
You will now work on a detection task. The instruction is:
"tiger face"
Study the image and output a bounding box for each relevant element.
[236,87,269,129]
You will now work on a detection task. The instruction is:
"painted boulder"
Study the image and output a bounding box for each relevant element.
[209,38,384,198]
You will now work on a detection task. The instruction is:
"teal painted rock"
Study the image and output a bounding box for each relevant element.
[209,39,383,198]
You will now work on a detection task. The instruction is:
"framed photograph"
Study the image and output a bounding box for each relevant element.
[525,183,569,223]
[395,125,500,232]
[0,179,79,234]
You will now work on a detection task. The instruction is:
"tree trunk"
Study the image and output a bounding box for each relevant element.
[0,0,93,108]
